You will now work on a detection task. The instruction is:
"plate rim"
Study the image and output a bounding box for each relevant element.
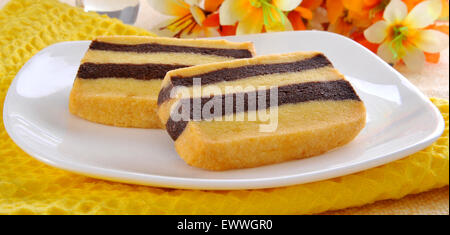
[3,31,445,190]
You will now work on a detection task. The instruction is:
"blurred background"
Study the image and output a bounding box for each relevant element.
[0,0,448,99]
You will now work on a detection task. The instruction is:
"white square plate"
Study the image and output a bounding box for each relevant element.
[3,31,444,190]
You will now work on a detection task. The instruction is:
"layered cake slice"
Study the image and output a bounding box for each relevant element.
[158,52,366,170]
[69,36,255,128]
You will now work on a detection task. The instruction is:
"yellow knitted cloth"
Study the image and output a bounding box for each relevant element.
[0,0,448,215]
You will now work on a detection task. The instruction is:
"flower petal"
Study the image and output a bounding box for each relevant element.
[204,0,225,12]
[147,0,190,16]
[300,0,323,9]
[219,0,251,25]
[414,29,449,53]
[441,0,449,18]
[342,0,364,12]
[402,46,425,71]
[190,5,206,25]
[294,7,313,20]
[185,0,202,6]
[425,52,440,63]
[236,9,264,35]
[182,24,220,38]
[364,0,381,8]
[220,25,238,36]
[405,0,442,28]
[219,0,236,25]
[364,21,389,43]
[273,0,303,11]
[326,0,344,24]
[383,0,408,23]
[203,13,221,27]
[377,42,398,64]
[264,6,293,32]
[288,11,307,30]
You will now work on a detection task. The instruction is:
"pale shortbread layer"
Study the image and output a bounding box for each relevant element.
[83,50,237,65]
[73,78,161,98]
[96,35,256,51]
[69,78,163,128]
[195,100,365,140]
[175,100,366,171]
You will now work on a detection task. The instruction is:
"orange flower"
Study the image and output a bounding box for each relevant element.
[204,0,225,12]
[219,0,304,35]
[287,0,323,31]
[203,12,238,36]
[326,0,345,25]
[148,0,219,38]
[326,0,389,35]
[424,23,450,63]
[403,0,449,20]
[364,0,449,70]
[351,31,380,53]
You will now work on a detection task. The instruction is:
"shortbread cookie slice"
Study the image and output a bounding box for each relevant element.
[158,52,366,170]
[69,36,255,128]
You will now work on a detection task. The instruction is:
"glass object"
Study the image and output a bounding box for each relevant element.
[76,0,140,25]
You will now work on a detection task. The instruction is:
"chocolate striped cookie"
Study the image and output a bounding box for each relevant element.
[158,52,366,170]
[69,36,255,128]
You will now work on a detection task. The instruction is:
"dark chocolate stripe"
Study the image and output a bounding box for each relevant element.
[166,80,360,140]
[166,118,188,141]
[90,41,253,59]
[158,83,175,105]
[158,54,332,105]
[77,63,188,80]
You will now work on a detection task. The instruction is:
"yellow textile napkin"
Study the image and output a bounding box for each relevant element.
[0,0,448,215]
